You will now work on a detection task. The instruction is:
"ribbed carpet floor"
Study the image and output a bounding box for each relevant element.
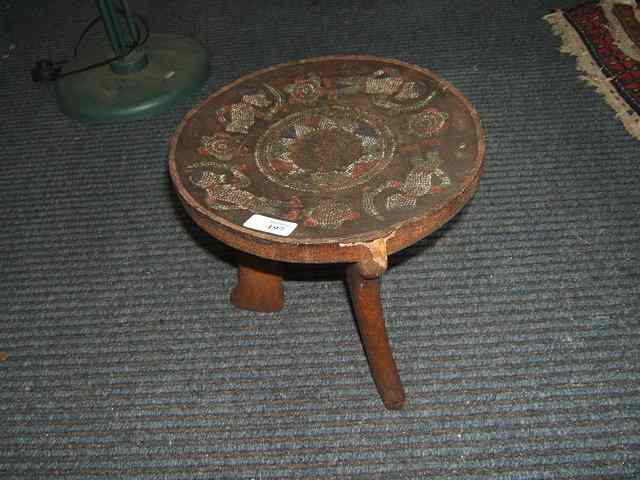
[2,0,640,478]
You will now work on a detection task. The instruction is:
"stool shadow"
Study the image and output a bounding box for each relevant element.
[167,178,237,269]
[387,209,466,269]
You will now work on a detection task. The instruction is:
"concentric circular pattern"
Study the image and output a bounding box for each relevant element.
[255,106,396,193]
[169,56,485,242]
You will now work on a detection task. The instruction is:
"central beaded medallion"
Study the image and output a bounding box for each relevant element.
[255,106,397,193]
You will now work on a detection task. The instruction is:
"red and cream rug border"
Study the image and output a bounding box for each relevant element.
[545,0,640,139]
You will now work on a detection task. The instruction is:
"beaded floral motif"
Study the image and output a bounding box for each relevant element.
[188,158,358,230]
[332,68,437,114]
[216,68,437,137]
[284,73,324,105]
[199,132,247,161]
[363,151,451,220]
[407,107,449,138]
[216,84,284,134]
[188,161,303,217]
[302,200,360,229]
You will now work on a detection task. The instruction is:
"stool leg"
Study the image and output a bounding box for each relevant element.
[346,264,406,410]
[231,253,284,313]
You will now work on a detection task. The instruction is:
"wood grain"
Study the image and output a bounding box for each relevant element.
[346,263,405,410]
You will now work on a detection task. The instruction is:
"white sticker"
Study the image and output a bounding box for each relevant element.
[243,214,298,237]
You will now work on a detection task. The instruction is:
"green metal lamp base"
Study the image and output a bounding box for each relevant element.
[55,33,208,122]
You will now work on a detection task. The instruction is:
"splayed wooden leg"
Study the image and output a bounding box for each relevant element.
[346,263,406,410]
[231,253,284,313]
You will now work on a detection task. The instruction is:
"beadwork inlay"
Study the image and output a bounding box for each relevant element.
[170,56,483,241]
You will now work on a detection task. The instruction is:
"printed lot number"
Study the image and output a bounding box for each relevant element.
[243,214,298,237]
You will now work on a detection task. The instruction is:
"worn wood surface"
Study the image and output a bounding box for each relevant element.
[346,263,405,410]
[231,253,284,313]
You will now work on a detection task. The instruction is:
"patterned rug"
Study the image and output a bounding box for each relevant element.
[545,0,640,139]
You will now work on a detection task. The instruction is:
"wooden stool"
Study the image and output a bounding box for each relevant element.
[169,55,485,410]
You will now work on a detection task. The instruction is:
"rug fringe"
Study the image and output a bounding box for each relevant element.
[544,10,640,140]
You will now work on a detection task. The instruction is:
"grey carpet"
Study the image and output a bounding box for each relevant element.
[1,0,640,478]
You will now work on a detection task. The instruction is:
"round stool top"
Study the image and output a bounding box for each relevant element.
[170,55,485,264]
